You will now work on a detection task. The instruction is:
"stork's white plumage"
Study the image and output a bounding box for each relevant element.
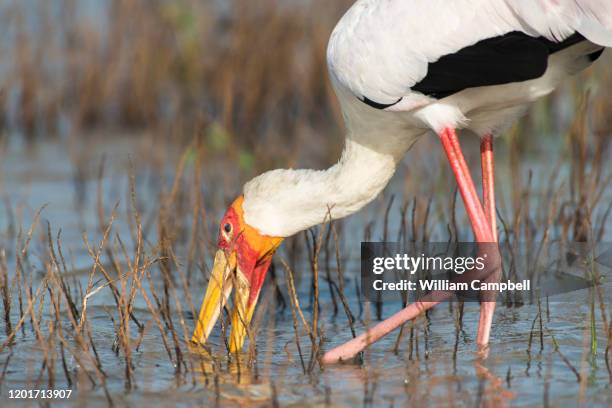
[243,0,608,238]
[192,0,611,362]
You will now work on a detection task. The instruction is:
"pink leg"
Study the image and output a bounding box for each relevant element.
[476,135,498,346]
[321,128,495,364]
[321,300,441,363]
[438,128,494,243]
[480,135,497,241]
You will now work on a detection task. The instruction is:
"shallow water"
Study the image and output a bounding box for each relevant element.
[0,134,611,407]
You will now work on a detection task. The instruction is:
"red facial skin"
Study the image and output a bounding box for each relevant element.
[217,205,276,307]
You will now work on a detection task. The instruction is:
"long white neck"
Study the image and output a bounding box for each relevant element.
[243,138,404,237]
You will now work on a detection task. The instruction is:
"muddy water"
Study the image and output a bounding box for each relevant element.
[0,134,610,407]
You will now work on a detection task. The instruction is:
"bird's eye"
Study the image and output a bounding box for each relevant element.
[223,223,232,234]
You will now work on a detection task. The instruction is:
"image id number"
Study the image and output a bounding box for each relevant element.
[8,389,72,399]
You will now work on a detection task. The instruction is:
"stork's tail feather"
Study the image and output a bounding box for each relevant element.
[508,0,612,47]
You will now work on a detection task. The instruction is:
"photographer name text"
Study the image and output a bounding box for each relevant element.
[372,279,531,292]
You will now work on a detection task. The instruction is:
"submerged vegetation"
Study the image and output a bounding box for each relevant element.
[0,0,610,407]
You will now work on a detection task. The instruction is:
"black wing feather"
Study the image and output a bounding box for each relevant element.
[412,32,587,99]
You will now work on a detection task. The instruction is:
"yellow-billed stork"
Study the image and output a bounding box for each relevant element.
[192,0,611,363]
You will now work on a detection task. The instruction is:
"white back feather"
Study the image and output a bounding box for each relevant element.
[507,0,612,45]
